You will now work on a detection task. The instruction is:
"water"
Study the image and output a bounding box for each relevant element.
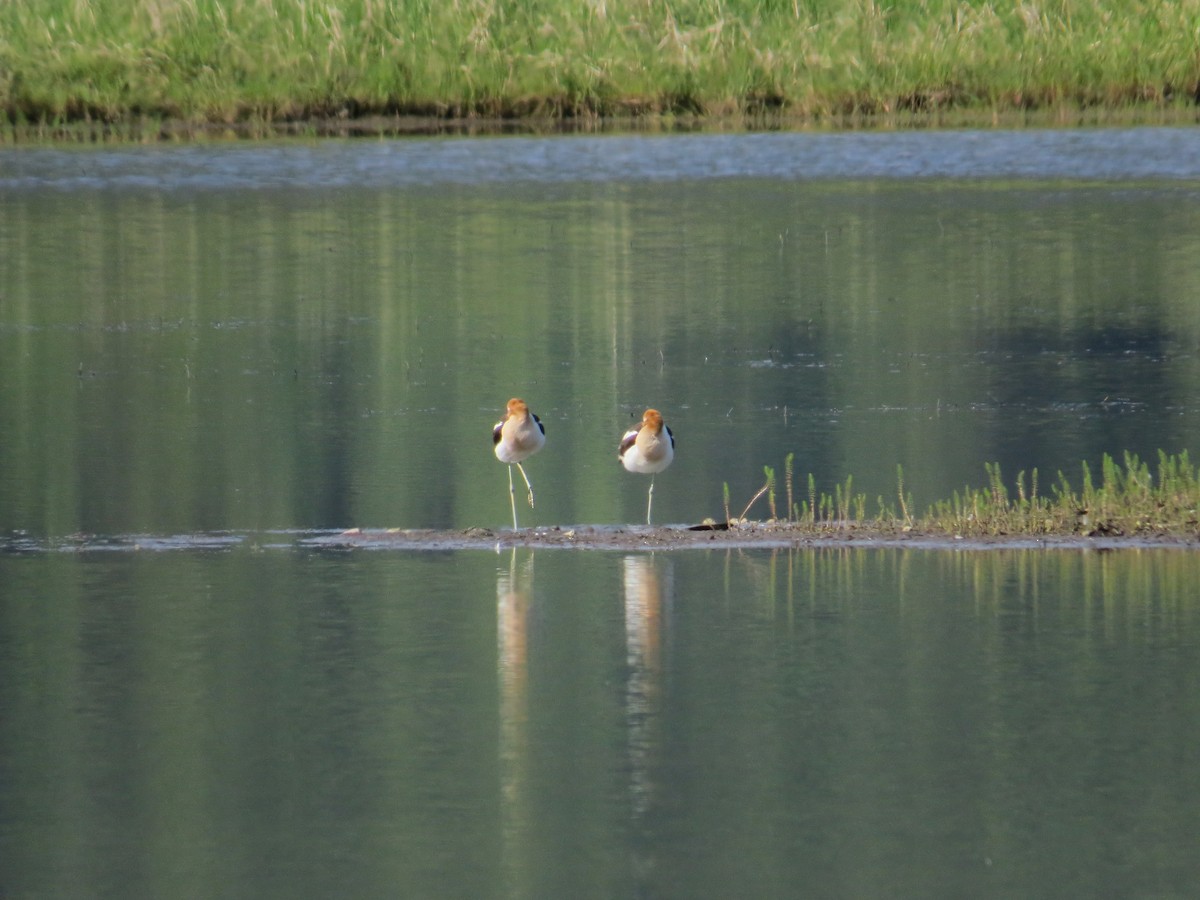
[4,127,1200,896]
[3,546,1199,897]
[4,130,1200,535]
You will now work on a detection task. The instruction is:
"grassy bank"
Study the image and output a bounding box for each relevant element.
[731,451,1200,538]
[2,0,1198,133]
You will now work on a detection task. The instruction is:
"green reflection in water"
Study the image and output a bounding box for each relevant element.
[1,546,1199,896]
[4,178,1200,534]
[626,547,1200,897]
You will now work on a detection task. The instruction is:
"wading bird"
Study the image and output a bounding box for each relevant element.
[493,398,545,530]
[618,408,675,525]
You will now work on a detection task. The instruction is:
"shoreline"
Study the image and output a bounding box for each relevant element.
[5,105,1200,145]
[6,0,1198,145]
[319,524,1200,552]
[6,525,1198,554]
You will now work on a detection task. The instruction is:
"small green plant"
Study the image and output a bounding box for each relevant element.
[784,453,795,522]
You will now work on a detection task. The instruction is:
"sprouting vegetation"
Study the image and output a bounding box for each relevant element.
[725,451,1200,538]
[1,0,1198,136]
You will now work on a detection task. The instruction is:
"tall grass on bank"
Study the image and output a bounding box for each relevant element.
[730,451,1200,537]
[1,0,1198,129]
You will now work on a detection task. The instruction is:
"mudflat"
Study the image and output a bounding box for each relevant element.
[317,524,1200,552]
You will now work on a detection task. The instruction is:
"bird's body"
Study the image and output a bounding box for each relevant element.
[493,398,545,529]
[619,408,674,524]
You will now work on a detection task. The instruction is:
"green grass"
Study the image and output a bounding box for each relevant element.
[729,451,1200,538]
[1,0,1198,132]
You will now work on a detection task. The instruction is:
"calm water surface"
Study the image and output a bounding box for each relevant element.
[3,128,1200,532]
[3,546,1199,897]
[3,128,1200,896]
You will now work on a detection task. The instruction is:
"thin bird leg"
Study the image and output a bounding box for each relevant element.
[646,476,655,526]
[507,465,519,530]
[516,462,536,509]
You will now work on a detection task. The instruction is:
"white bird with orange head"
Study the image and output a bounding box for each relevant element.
[493,398,545,530]
[618,408,674,525]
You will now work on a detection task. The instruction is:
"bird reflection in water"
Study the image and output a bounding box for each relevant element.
[623,554,672,823]
[497,548,535,893]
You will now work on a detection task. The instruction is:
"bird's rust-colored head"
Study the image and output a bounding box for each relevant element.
[642,409,664,432]
[507,398,530,418]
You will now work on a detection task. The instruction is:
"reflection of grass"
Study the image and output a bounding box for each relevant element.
[728,451,1200,538]
[2,0,1198,131]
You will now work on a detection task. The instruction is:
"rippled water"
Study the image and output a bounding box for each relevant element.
[5,127,1200,191]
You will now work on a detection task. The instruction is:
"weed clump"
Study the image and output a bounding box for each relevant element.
[723,451,1200,538]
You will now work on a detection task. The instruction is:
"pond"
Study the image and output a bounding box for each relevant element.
[3,545,1199,897]
[4,128,1200,533]
[3,127,1200,896]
